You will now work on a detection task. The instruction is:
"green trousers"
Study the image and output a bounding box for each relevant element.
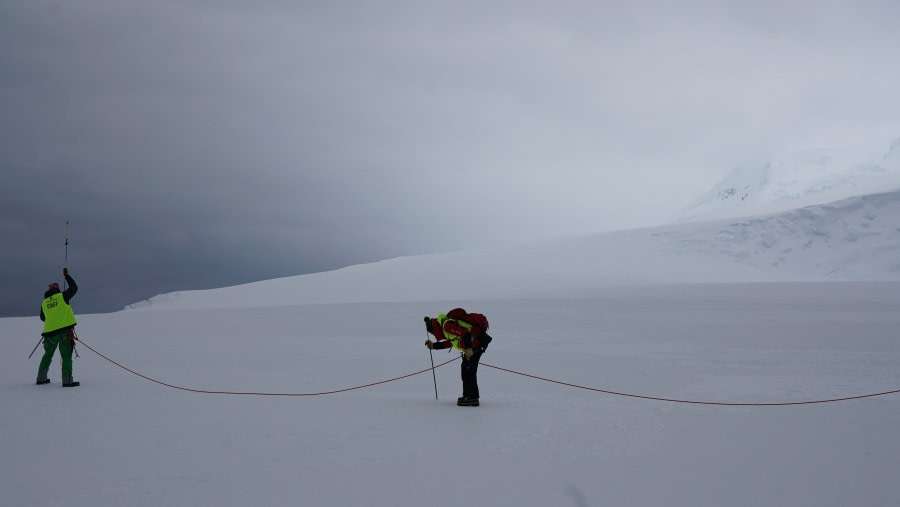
[37,330,74,384]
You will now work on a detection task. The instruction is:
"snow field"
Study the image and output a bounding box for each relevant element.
[3,282,900,506]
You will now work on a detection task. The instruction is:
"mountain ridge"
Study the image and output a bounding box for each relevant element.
[126,188,900,312]
[675,135,900,223]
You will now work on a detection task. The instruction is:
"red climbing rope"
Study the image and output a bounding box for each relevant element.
[481,362,900,406]
[78,338,899,405]
[78,338,459,396]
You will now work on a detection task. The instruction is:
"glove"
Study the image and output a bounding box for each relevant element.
[425,339,434,350]
[464,348,474,360]
[424,317,432,334]
[63,267,69,277]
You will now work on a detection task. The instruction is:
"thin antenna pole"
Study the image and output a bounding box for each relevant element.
[64,221,69,290]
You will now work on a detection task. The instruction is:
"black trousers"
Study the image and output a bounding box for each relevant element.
[461,349,483,399]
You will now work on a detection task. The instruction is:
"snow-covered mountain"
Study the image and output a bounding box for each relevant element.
[121,135,900,313]
[126,189,900,312]
[676,136,900,223]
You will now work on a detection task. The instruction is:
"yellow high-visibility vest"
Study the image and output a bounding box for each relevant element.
[42,293,77,335]
[436,314,473,351]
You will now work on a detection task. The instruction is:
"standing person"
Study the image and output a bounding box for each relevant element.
[37,267,80,387]
[424,309,492,406]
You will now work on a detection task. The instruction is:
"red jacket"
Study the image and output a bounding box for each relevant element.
[429,315,489,351]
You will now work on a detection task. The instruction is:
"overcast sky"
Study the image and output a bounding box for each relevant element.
[3,0,900,317]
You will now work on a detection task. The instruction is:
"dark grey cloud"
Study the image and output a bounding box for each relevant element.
[3,0,900,316]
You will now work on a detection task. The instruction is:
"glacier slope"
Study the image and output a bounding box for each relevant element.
[127,190,900,312]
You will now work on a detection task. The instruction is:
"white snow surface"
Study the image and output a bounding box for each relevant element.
[3,284,900,506]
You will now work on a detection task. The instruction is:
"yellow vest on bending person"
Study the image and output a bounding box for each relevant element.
[42,293,77,335]
[435,313,474,351]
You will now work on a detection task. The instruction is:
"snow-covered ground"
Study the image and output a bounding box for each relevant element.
[2,283,899,506]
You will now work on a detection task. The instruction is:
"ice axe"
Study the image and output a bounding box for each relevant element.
[70,328,79,358]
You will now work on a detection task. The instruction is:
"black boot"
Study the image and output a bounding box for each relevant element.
[62,381,80,387]
[36,379,50,385]
[457,397,479,407]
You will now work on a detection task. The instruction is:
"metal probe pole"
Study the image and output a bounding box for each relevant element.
[427,331,438,400]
